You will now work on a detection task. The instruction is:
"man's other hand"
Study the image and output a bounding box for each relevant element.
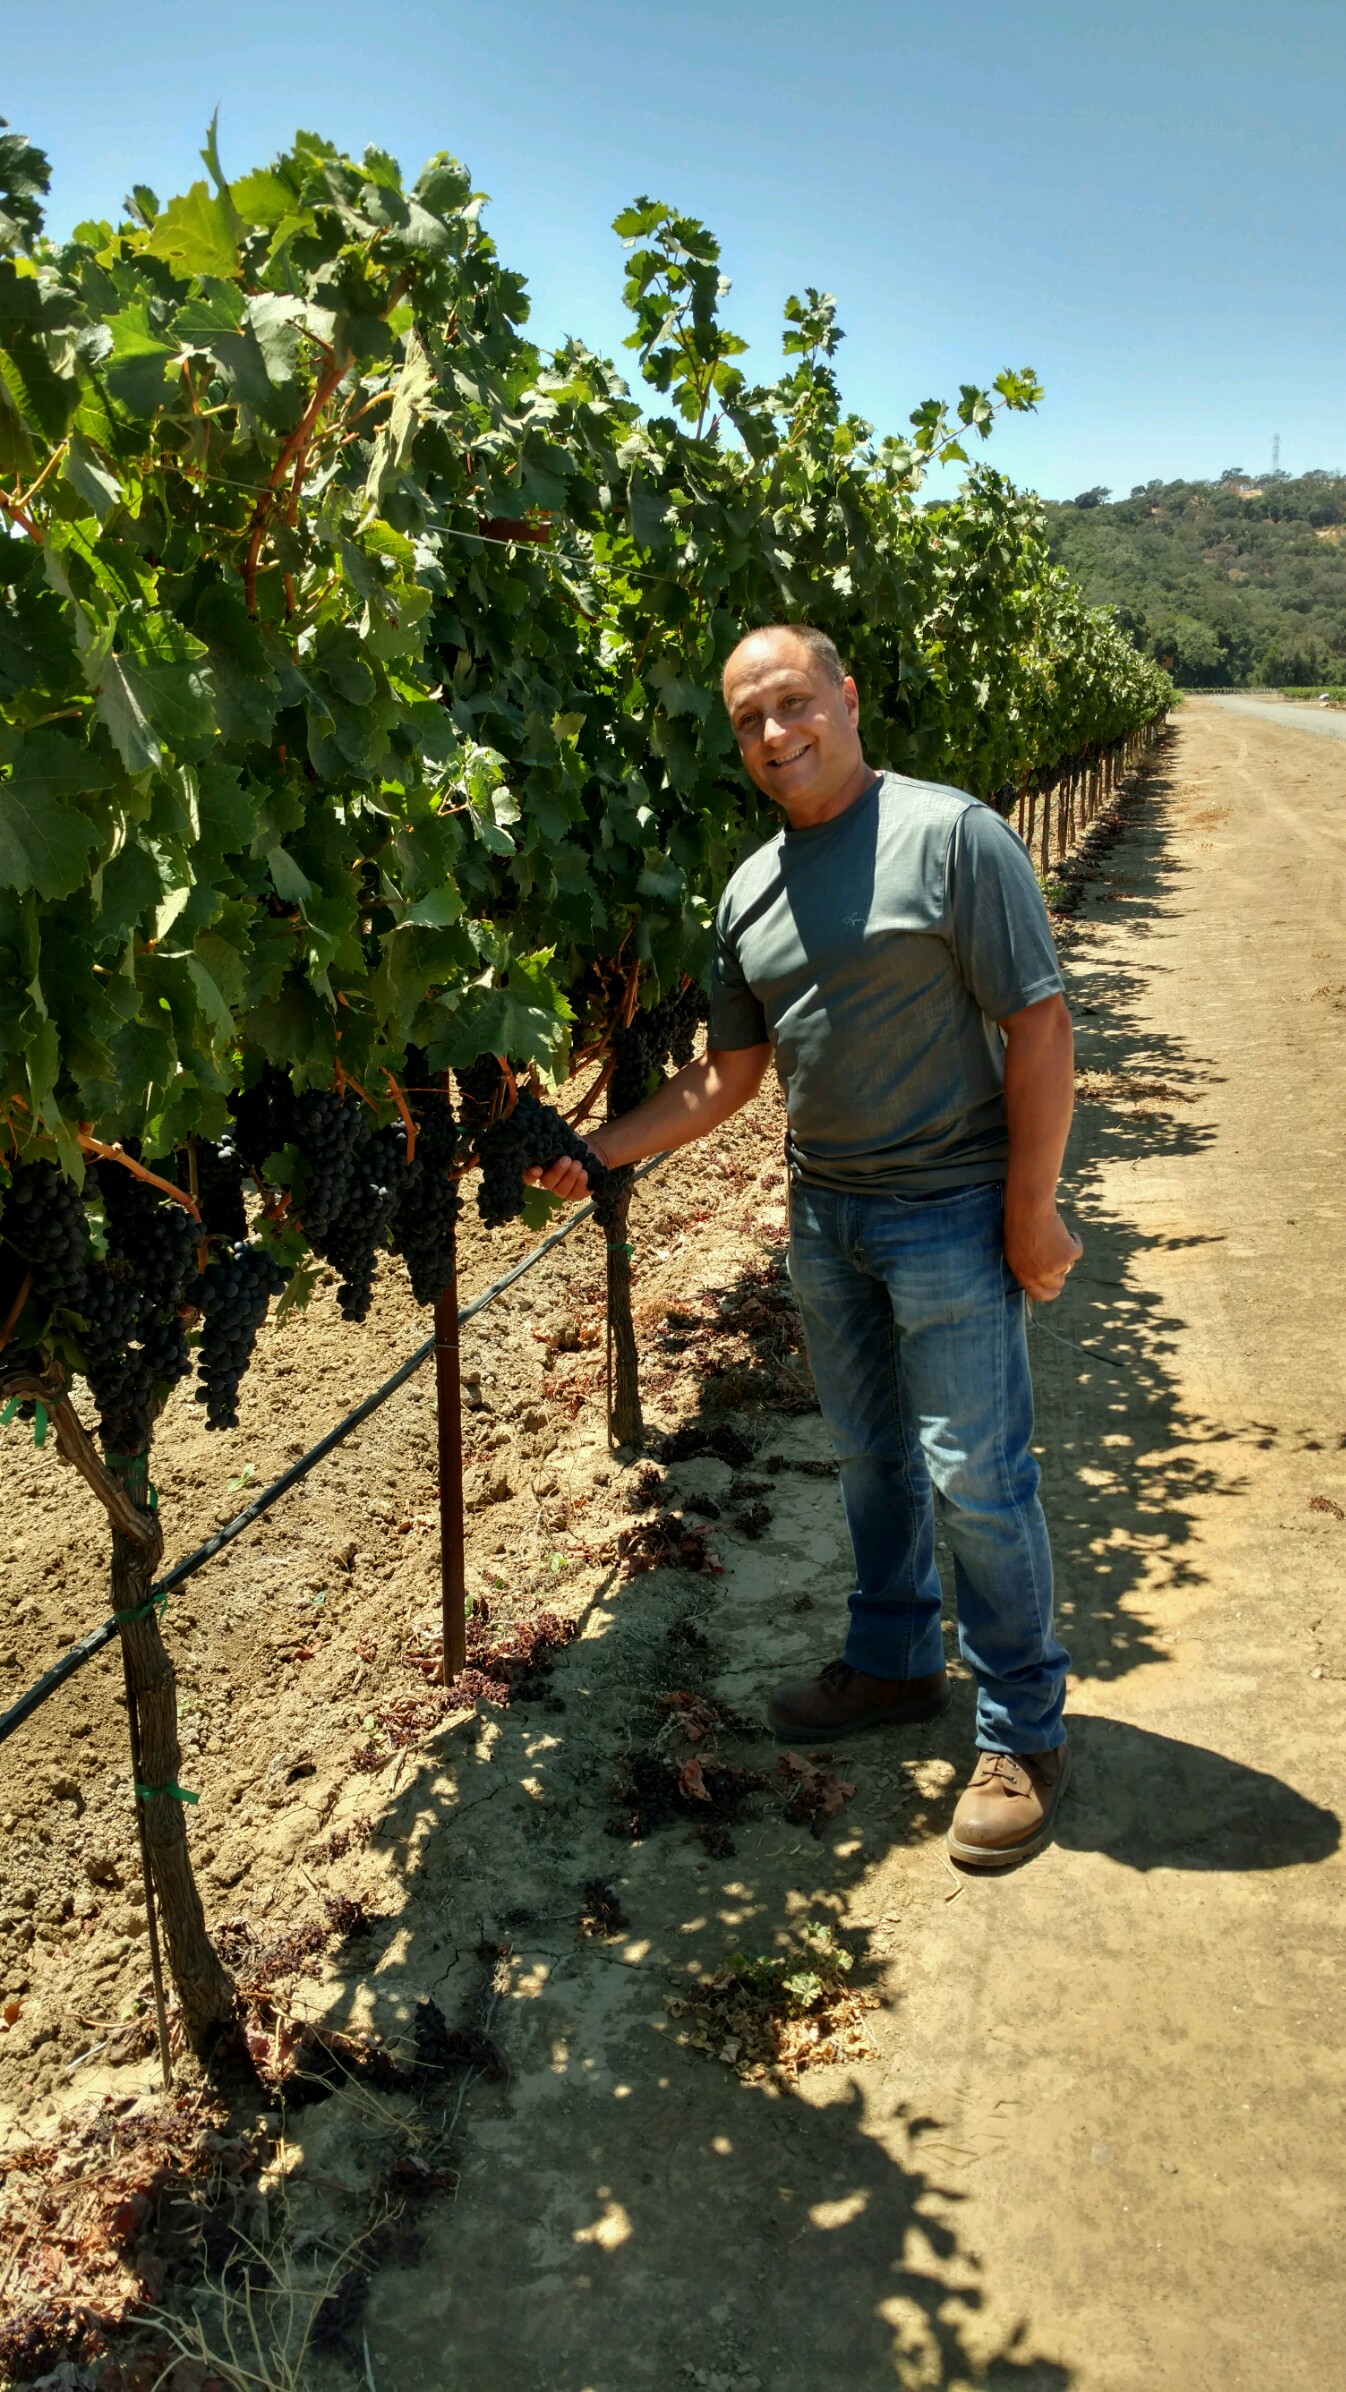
[524,1126,615,1203]
[523,1152,595,1203]
[1004,1202,1083,1302]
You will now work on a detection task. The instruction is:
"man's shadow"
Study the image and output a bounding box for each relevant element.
[1055,1713,1339,1872]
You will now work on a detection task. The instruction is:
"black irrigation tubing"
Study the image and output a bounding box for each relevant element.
[1029,1310,1134,1376]
[0,1153,670,1751]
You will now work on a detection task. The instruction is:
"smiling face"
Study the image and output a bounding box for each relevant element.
[721,629,870,828]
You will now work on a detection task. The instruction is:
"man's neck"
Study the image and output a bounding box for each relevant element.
[777,754,878,832]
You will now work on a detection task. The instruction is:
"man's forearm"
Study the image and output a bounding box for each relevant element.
[998,994,1082,1301]
[1002,998,1074,1217]
[588,1044,772,1169]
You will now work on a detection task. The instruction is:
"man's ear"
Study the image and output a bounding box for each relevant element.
[842,675,860,723]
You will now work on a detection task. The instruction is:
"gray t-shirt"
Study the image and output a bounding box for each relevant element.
[709,771,1064,1194]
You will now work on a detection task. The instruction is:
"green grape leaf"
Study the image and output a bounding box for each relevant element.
[62,430,122,522]
[102,303,178,415]
[400,883,462,927]
[145,180,238,279]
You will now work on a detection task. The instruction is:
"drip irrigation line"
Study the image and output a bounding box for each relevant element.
[1029,1309,1133,1375]
[0,1152,669,1750]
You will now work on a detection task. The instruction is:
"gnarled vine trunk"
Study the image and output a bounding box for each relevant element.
[109,1466,235,2046]
[606,1181,643,1450]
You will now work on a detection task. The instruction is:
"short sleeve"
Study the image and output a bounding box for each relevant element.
[945,804,1064,1021]
[708,894,770,1051]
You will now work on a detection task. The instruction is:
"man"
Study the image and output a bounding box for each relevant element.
[533,625,1081,1868]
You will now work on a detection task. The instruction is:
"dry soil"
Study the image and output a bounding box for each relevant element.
[1,698,1342,2391]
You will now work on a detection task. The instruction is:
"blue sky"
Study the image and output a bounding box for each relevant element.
[9,0,1344,500]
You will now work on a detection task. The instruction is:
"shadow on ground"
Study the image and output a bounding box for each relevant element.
[303,747,1335,2392]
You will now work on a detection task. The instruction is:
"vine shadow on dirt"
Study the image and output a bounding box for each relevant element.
[302,753,1334,2387]
[314,1583,1078,2392]
[299,1317,1078,2385]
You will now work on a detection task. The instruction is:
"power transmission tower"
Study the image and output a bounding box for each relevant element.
[1272,433,1281,474]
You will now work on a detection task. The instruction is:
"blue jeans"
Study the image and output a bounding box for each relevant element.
[787,1177,1068,1754]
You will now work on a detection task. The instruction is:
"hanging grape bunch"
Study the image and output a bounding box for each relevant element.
[390,1050,461,1306]
[191,1243,291,1430]
[595,979,708,1237]
[1,1161,91,1317]
[456,1058,623,1231]
[316,1126,409,1323]
[88,1162,198,1451]
[190,1138,249,1243]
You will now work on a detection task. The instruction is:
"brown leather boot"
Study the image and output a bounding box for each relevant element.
[946,1743,1069,1868]
[767,1658,951,1744]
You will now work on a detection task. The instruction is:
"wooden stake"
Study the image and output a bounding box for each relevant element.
[434,1251,467,1680]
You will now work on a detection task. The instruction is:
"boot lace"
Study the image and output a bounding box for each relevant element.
[818,1658,854,1692]
[978,1752,1032,1794]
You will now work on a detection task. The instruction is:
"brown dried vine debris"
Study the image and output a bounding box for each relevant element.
[353,1606,581,1765]
[0,2090,275,2368]
[654,1688,748,1750]
[656,1422,755,1467]
[627,1460,670,1511]
[776,1750,857,1838]
[608,1750,766,1852]
[614,1512,724,1577]
[731,1500,773,1539]
[413,1995,509,2085]
[665,1920,879,2084]
[577,1879,631,1939]
[1308,1493,1344,1519]
[1074,1068,1197,1110]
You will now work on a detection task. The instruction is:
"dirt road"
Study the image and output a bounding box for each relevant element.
[1206,692,1346,743]
[350,697,1342,2392]
[3,698,1341,2388]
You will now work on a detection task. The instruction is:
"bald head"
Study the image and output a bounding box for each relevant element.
[721,623,847,696]
[721,623,871,830]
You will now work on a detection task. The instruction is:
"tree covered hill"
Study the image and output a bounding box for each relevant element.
[1043,470,1346,686]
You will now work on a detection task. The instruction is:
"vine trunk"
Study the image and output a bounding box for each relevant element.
[606,1187,643,1449]
[110,1494,234,2044]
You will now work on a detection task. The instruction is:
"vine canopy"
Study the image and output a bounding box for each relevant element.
[0,119,1170,1183]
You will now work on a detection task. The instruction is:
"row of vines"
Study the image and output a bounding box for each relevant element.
[0,118,1172,2043]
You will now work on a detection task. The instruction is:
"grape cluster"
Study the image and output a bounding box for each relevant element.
[79,1260,154,1449]
[1,1162,91,1314]
[463,1061,616,1232]
[653,977,708,1071]
[192,1137,249,1242]
[229,1066,292,1173]
[607,979,709,1119]
[607,1022,654,1117]
[454,1054,505,1117]
[191,1242,290,1430]
[317,1126,408,1322]
[291,1087,365,1241]
[98,1161,197,1303]
[389,1048,461,1305]
[85,1161,199,1448]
